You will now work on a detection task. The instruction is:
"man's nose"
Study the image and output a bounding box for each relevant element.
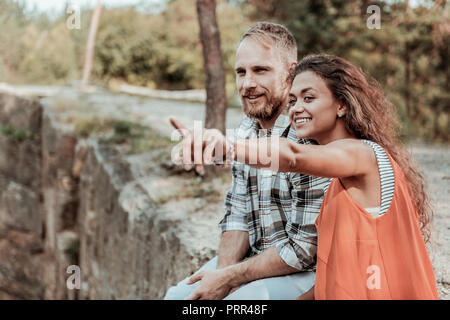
[243,74,257,90]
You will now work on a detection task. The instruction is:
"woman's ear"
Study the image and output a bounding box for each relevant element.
[337,103,347,118]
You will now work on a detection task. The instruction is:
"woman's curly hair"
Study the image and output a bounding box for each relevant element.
[295,54,433,243]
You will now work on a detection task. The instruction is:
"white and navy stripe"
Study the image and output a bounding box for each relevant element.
[363,140,395,217]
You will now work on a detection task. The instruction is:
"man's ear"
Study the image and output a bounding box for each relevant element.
[286,61,297,83]
[289,62,296,77]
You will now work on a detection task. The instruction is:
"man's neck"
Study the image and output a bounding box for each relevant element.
[257,107,286,130]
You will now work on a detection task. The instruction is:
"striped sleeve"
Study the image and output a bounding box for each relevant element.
[363,140,395,216]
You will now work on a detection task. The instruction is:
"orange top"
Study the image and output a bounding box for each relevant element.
[314,152,438,300]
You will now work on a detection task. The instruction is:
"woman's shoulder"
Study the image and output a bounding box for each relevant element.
[326,139,379,176]
[327,139,377,160]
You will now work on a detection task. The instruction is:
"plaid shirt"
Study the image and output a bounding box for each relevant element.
[219,113,331,271]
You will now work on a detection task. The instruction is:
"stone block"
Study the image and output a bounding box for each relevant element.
[0,177,41,234]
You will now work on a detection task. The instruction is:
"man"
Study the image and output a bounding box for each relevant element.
[164,22,330,300]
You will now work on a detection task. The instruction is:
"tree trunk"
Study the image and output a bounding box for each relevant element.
[196,0,227,134]
[81,0,102,88]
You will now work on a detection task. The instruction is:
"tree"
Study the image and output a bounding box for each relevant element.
[0,0,28,82]
[241,0,449,142]
[196,0,227,133]
[81,0,102,88]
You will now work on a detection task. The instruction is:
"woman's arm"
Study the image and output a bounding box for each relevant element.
[233,137,376,178]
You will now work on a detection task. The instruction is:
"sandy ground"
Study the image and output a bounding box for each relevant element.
[409,145,449,299]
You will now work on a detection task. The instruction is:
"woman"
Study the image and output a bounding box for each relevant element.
[229,54,438,299]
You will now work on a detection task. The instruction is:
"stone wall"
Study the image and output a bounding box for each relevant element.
[0,92,218,299]
[0,94,45,299]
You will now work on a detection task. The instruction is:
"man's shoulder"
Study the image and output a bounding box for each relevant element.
[233,115,258,139]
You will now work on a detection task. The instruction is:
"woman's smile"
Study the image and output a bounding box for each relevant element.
[293,117,312,129]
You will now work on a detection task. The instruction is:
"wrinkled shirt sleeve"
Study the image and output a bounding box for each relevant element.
[275,173,329,271]
[219,162,249,233]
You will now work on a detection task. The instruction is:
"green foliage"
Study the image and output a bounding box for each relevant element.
[241,0,449,142]
[18,23,80,84]
[0,0,28,82]
[92,0,247,89]
[74,117,114,137]
[1,0,447,141]
[97,120,175,155]
[0,123,33,142]
[72,115,175,155]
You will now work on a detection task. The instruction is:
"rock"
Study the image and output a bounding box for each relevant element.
[0,177,41,234]
[0,238,45,299]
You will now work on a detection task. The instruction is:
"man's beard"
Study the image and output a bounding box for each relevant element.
[244,94,285,122]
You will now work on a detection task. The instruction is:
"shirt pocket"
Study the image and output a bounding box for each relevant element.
[232,164,248,195]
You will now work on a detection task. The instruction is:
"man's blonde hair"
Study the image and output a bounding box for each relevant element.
[240,22,297,65]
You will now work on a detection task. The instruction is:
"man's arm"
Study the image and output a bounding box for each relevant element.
[217,230,250,269]
[186,246,298,300]
[218,148,251,268]
[224,246,299,287]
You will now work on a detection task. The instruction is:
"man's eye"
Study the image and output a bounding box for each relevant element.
[255,68,267,73]
[304,96,314,102]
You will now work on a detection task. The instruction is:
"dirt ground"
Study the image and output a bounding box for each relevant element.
[409,144,449,299]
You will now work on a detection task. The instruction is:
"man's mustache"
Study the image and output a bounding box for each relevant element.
[241,89,266,97]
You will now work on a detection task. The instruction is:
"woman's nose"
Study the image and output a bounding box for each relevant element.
[292,102,305,113]
[289,102,306,118]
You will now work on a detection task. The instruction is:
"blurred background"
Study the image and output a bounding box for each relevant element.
[0,0,448,141]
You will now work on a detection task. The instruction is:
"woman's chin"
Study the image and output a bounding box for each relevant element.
[294,128,311,139]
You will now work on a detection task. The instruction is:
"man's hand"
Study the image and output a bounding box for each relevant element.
[185,269,234,300]
[169,117,230,175]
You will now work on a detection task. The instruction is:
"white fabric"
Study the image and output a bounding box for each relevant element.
[365,206,381,218]
[164,256,315,300]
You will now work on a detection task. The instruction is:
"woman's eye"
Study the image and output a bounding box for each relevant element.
[304,96,314,102]
[288,98,297,107]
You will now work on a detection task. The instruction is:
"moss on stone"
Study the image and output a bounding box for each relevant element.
[0,124,33,142]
